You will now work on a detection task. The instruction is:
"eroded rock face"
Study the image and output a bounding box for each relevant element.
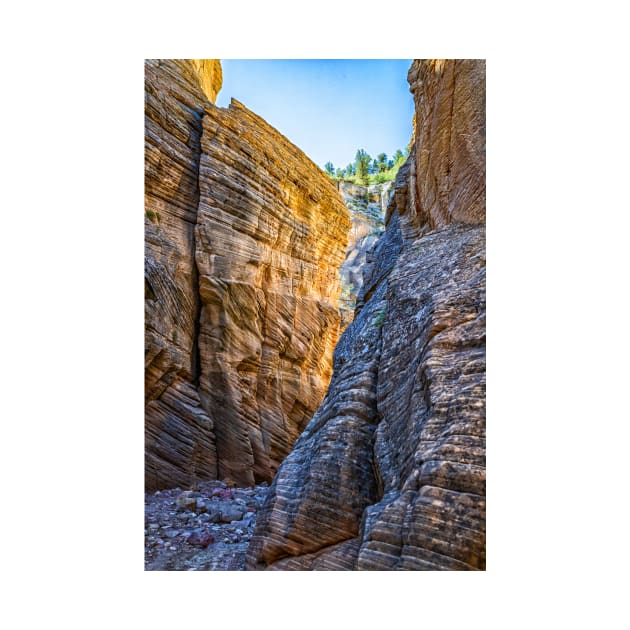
[246,59,486,571]
[145,60,350,491]
[195,100,350,486]
[406,59,486,231]
[337,181,392,330]
[190,59,223,103]
[145,59,221,492]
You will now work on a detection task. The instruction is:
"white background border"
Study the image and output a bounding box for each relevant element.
[2,0,629,627]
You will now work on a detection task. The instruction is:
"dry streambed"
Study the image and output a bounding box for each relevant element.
[144,480,268,571]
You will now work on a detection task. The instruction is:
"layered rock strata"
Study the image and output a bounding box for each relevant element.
[145,59,222,492]
[407,59,486,230]
[145,60,350,491]
[337,181,392,329]
[247,59,486,571]
[196,100,350,486]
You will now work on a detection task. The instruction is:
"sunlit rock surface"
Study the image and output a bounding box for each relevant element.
[247,59,486,571]
[337,181,392,330]
[196,99,350,486]
[145,60,350,491]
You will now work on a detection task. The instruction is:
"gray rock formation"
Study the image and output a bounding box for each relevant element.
[246,59,486,571]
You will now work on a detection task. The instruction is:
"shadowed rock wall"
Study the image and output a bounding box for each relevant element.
[145,59,220,492]
[247,59,486,571]
[407,59,485,231]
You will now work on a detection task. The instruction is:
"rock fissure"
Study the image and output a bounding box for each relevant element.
[146,59,350,492]
[190,110,204,388]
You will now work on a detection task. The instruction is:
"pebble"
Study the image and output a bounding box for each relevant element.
[187,530,215,548]
[176,491,197,510]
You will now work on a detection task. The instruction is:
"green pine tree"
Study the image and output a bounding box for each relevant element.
[354,149,371,184]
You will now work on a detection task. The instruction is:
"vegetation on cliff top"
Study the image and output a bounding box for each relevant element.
[323,147,408,185]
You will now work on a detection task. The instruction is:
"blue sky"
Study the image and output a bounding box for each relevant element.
[216,59,414,171]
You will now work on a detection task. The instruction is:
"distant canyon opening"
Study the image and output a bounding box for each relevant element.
[145,59,411,492]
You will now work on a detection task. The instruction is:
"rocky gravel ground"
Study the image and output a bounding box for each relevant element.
[144,480,268,571]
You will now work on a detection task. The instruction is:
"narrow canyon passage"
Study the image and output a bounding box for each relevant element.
[145,58,486,571]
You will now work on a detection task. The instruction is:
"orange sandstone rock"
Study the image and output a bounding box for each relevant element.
[196,99,350,485]
[145,60,350,490]
[406,59,485,231]
[145,59,220,492]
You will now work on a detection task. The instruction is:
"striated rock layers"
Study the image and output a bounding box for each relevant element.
[407,59,485,230]
[196,100,350,486]
[246,59,486,571]
[145,59,222,492]
[337,181,392,330]
[145,59,350,491]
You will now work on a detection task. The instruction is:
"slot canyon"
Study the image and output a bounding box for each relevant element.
[145,58,485,571]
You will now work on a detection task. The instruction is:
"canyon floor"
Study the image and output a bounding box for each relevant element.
[144,481,268,571]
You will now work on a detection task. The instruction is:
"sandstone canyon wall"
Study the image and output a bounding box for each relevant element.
[247,59,486,570]
[145,60,350,491]
[145,59,221,492]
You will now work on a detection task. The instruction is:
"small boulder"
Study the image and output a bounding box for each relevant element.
[220,506,245,523]
[210,487,234,500]
[176,491,197,511]
[187,530,215,548]
[203,505,222,523]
